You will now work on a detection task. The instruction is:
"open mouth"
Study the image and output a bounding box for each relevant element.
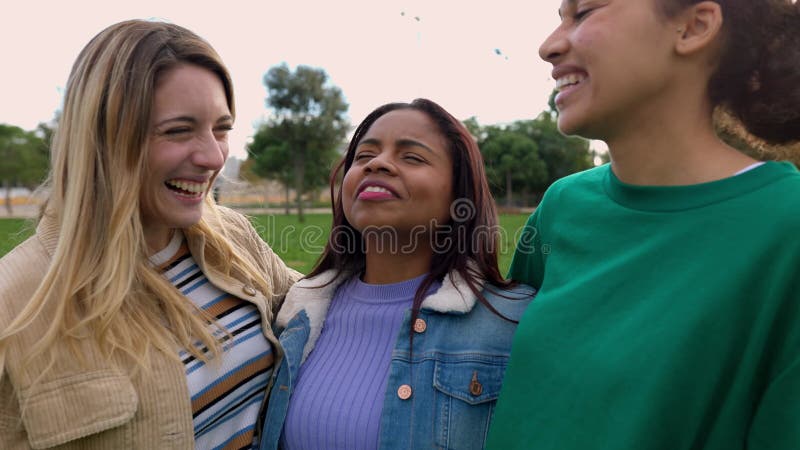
[358,185,396,200]
[165,179,208,198]
[555,73,587,91]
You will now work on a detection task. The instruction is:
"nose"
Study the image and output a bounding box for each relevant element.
[539,24,569,63]
[362,152,396,175]
[192,131,227,171]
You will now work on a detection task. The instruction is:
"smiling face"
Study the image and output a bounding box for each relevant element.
[141,64,232,251]
[341,109,454,239]
[540,0,681,139]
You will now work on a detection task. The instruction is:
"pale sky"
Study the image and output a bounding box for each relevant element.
[0,0,584,159]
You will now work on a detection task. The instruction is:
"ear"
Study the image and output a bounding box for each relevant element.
[674,1,724,56]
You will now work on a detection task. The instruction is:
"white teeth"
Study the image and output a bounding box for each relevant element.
[166,179,208,195]
[363,186,391,194]
[555,73,586,91]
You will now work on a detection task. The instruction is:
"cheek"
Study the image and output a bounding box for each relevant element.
[341,169,359,199]
[219,140,230,161]
[146,141,178,176]
[138,175,159,218]
[573,30,594,49]
[432,181,454,220]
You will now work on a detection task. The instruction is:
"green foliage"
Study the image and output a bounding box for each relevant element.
[462,116,483,139]
[470,112,592,206]
[0,123,50,214]
[0,123,49,189]
[247,64,349,221]
[247,126,293,186]
[510,114,593,190]
[481,128,548,207]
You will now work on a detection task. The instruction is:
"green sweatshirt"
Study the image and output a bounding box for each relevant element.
[488,162,800,450]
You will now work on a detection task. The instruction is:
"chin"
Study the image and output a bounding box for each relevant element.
[556,115,582,137]
[557,111,601,140]
[166,209,206,230]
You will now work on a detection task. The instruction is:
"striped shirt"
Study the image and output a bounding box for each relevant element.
[150,231,273,450]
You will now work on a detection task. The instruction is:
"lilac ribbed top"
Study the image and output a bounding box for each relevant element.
[281,273,439,450]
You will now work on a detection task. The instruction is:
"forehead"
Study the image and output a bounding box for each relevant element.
[152,64,229,115]
[363,109,441,139]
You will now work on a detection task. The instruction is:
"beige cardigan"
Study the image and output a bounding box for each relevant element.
[0,207,301,449]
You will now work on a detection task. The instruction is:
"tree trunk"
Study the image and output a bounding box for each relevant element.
[293,155,305,223]
[4,179,12,216]
[284,183,290,215]
[505,170,513,208]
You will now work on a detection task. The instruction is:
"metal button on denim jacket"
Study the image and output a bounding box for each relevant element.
[259,269,535,450]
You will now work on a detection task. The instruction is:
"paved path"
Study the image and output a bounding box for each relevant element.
[0,204,39,219]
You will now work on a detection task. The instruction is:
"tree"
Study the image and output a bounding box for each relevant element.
[247,64,349,221]
[481,127,548,207]
[0,123,49,214]
[462,116,483,141]
[468,112,592,205]
[245,125,293,213]
[508,115,592,196]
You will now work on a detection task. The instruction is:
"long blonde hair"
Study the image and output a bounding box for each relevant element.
[0,20,273,383]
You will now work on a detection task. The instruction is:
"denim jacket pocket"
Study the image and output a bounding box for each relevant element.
[432,358,507,449]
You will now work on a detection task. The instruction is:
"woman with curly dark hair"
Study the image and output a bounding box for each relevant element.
[489,0,800,449]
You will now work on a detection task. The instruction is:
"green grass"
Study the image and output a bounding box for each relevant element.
[249,213,531,275]
[0,219,35,257]
[0,213,532,276]
[249,213,333,274]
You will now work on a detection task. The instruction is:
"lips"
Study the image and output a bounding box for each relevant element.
[165,178,209,198]
[356,180,399,200]
[555,73,587,91]
[551,65,589,108]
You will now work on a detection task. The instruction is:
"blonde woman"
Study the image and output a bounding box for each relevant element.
[0,20,300,449]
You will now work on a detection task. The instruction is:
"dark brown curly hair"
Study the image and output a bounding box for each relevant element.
[657,0,800,144]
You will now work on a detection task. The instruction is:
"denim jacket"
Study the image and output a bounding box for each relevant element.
[259,269,535,450]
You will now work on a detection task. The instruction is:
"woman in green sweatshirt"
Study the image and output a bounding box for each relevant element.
[488,0,800,449]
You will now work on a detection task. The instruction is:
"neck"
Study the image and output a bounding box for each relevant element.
[362,241,433,284]
[604,101,757,186]
[144,226,174,255]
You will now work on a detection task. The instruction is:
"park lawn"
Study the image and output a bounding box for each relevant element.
[0,212,532,276]
[248,213,333,274]
[0,218,35,257]
[250,213,532,275]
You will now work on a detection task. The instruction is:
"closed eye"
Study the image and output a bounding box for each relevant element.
[403,154,426,163]
[164,127,191,135]
[574,7,594,21]
[354,152,375,161]
[572,9,594,22]
[214,124,233,138]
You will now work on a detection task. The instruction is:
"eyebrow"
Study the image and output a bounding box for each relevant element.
[155,114,233,128]
[357,137,434,153]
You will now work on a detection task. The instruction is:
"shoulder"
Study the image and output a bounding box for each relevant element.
[276,270,345,328]
[211,205,257,234]
[746,163,800,229]
[420,283,534,354]
[536,164,608,215]
[547,164,608,195]
[479,283,536,322]
[0,235,50,326]
[204,205,267,255]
